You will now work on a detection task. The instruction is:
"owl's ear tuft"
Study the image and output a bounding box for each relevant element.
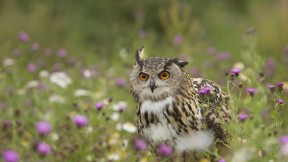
[177,60,189,67]
[135,46,144,67]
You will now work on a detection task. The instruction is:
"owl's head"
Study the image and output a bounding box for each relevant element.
[130,47,189,100]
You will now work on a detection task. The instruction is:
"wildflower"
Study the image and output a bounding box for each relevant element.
[207,47,217,55]
[173,34,183,46]
[107,153,120,161]
[247,87,256,97]
[239,112,249,121]
[37,142,51,156]
[49,72,72,88]
[12,49,21,57]
[231,67,241,76]
[3,58,15,66]
[118,101,127,112]
[269,84,275,93]
[265,58,276,77]
[116,78,126,87]
[158,144,172,156]
[277,82,284,92]
[276,99,284,105]
[31,42,40,51]
[95,102,104,110]
[57,48,67,57]
[180,54,188,61]
[217,52,230,61]
[218,158,226,162]
[36,121,52,136]
[27,63,37,72]
[139,30,147,38]
[199,86,212,96]
[82,69,92,79]
[134,138,147,151]
[74,89,91,97]
[48,95,65,104]
[279,135,288,157]
[69,57,76,65]
[18,31,29,42]
[44,48,52,56]
[73,115,89,128]
[2,150,19,162]
[111,112,120,121]
[122,122,137,133]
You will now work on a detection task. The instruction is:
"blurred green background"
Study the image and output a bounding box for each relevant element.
[1,0,287,61]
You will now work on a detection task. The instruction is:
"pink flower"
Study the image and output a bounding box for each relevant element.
[18,32,29,42]
[73,115,88,127]
[2,150,19,162]
[158,144,172,156]
[134,138,147,151]
[36,121,52,136]
[37,142,51,156]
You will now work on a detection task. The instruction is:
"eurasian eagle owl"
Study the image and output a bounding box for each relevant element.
[129,47,231,161]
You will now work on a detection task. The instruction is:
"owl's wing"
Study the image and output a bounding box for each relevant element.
[190,78,231,140]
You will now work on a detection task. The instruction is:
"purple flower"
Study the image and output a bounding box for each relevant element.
[218,158,226,162]
[207,47,217,55]
[2,150,19,162]
[173,34,183,46]
[68,57,76,65]
[31,42,40,51]
[57,48,67,57]
[18,32,29,42]
[116,78,126,87]
[199,86,212,95]
[12,49,21,57]
[73,115,88,127]
[239,112,249,121]
[134,138,147,151]
[247,87,257,96]
[95,102,104,110]
[231,68,241,76]
[44,48,52,56]
[265,58,276,77]
[118,102,127,112]
[158,144,172,156]
[139,30,147,38]
[217,52,230,61]
[36,121,52,136]
[37,142,51,156]
[277,82,284,88]
[179,54,188,61]
[27,63,37,72]
[277,99,284,105]
[269,84,275,93]
[279,135,288,145]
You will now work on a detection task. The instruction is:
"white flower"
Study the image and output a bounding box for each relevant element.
[122,122,137,133]
[107,153,120,161]
[49,95,65,104]
[26,80,39,88]
[116,123,122,131]
[234,62,245,70]
[49,72,72,88]
[3,58,15,66]
[39,70,49,78]
[82,69,92,78]
[111,112,120,121]
[50,133,60,141]
[281,143,288,157]
[232,148,255,162]
[86,126,93,133]
[74,89,91,97]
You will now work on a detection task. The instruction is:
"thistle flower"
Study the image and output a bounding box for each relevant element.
[158,144,172,156]
[31,42,40,51]
[2,150,19,162]
[116,78,126,87]
[239,112,249,121]
[173,34,183,46]
[218,158,226,162]
[199,86,212,95]
[18,32,29,42]
[57,48,67,57]
[36,121,52,136]
[37,142,51,156]
[27,63,37,73]
[134,138,147,151]
[247,87,256,97]
[217,52,230,61]
[277,82,284,92]
[231,67,241,76]
[279,135,288,145]
[73,115,89,128]
[95,102,104,110]
[269,84,275,93]
[276,99,284,105]
[279,135,288,157]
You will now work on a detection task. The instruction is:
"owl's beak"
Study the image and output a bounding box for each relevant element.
[149,79,157,93]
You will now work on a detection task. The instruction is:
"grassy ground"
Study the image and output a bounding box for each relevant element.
[0,0,288,161]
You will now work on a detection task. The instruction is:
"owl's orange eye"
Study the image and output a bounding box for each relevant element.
[139,73,149,81]
[159,71,170,80]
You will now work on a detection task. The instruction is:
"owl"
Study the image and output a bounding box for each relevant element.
[129,47,231,161]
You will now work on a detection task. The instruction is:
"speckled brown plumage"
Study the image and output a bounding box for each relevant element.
[130,47,231,161]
